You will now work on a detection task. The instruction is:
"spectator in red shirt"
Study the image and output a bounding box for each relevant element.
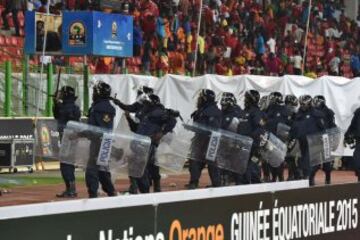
[266,53,282,76]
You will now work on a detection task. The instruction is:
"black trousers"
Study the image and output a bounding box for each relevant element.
[189,159,221,187]
[85,167,116,198]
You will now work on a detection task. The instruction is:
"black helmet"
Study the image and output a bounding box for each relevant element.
[299,95,312,109]
[313,95,326,108]
[60,86,76,100]
[220,92,236,108]
[197,89,215,108]
[93,81,111,101]
[245,90,260,108]
[137,86,154,97]
[285,94,298,107]
[148,94,161,105]
[200,89,215,102]
[269,92,283,105]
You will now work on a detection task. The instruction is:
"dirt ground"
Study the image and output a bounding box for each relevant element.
[0,170,358,207]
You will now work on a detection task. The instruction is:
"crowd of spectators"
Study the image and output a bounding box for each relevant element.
[1,0,360,78]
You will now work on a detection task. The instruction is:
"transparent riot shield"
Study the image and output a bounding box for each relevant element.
[307,127,342,166]
[215,129,253,174]
[276,123,301,157]
[35,119,61,160]
[60,121,152,178]
[156,127,193,173]
[259,132,287,168]
[107,132,152,178]
[183,122,213,162]
[183,122,252,174]
[287,139,301,157]
[59,121,105,168]
[276,123,291,142]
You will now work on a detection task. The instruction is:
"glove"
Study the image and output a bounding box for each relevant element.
[251,156,260,164]
[288,139,296,151]
[259,132,269,148]
[112,98,122,107]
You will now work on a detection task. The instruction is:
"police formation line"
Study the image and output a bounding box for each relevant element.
[50,82,360,199]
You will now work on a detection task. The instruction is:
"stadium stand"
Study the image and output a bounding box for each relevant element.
[0,0,359,77]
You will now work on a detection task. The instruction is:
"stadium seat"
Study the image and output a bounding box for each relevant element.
[4,36,11,46]
[0,36,5,45]
[10,37,17,46]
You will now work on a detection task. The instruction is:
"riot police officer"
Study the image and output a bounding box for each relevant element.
[344,107,360,182]
[284,94,299,180]
[85,81,117,198]
[187,89,222,189]
[265,92,292,182]
[53,86,81,198]
[112,86,154,193]
[220,92,242,185]
[237,90,266,184]
[289,95,325,184]
[220,92,242,132]
[310,95,337,185]
[134,94,177,193]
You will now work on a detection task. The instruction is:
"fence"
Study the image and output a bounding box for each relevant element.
[0,60,88,117]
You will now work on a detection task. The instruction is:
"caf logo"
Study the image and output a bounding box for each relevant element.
[69,22,86,46]
[112,22,118,38]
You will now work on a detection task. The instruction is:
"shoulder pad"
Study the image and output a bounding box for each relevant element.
[203,103,222,117]
[312,109,325,118]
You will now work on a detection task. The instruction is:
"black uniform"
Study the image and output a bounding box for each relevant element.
[345,107,360,182]
[112,89,151,193]
[85,82,117,198]
[114,94,177,193]
[265,103,292,182]
[284,104,299,180]
[237,104,266,184]
[220,93,243,185]
[187,89,222,189]
[53,86,81,198]
[290,98,325,181]
[310,98,337,185]
[135,98,177,193]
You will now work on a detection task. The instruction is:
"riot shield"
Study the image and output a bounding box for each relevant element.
[156,128,193,173]
[59,121,105,168]
[287,140,301,157]
[35,119,61,160]
[276,123,291,142]
[183,122,213,162]
[276,123,301,157]
[215,129,253,174]
[307,127,342,166]
[259,132,287,168]
[107,132,152,178]
[60,121,152,178]
[183,122,252,174]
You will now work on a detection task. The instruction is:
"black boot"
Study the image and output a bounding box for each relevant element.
[68,181,78,197]
[56,182,70,198]
[128,178,138,194]
[309,178,315,186]
[325,172,331,185]
[185,182,199,190]
[57,182,77,198]
[153,180,161,192]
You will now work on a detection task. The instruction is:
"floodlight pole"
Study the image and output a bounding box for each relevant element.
[192,0,203,77]
[302,0,312,75]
